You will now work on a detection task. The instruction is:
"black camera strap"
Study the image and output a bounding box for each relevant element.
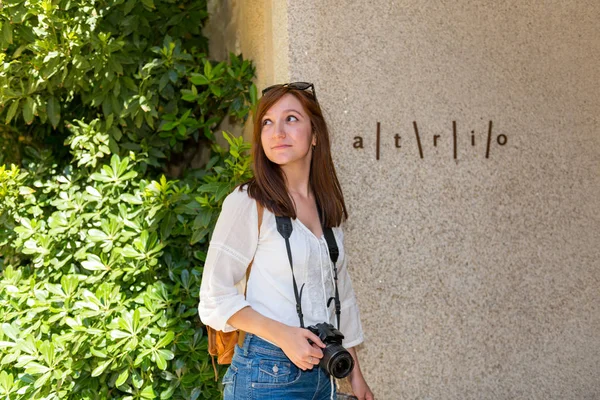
[275,216,306,328]
[275,216,341,330]
[323,227,341,331]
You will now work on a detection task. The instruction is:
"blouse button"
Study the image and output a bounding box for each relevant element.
[272,364,279,374]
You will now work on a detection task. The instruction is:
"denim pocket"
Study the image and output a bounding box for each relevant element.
[252,358,301,388]
[221,364,237,399]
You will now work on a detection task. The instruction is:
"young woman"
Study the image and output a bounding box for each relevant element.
[199,82,374,400]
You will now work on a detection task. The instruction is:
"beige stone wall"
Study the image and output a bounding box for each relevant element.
[206,1,600,399]
[203,0,290,143]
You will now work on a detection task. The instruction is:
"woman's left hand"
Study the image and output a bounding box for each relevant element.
[345,346,374,400]
[348,372,374,400]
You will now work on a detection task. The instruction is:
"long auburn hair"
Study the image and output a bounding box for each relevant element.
[241,85,348,228]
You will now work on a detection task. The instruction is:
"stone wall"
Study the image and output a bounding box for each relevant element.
[206,1,600,398]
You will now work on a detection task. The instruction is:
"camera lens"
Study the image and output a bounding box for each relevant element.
[322,344,355,379]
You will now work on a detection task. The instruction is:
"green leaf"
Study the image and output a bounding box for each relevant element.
[19,186,35,195]
[1,324,18,341]
[249,83,258,104]
[0,341,16,349]
[47,96,61,128]
[140,385,156,399]
[209,84,222,97]
[204,61,212,78]
[24,362,50,375]
[43,51,59,63]
[91,360,111,377]
[23,97,34,124]
[154,351,166,370]
[61,275,79,295]
[87,229,108,241]
[120,246,141,258]
[141,0,154,9]
[215,182,232,202]
[132,369,144,388]
[160,212,175,240]
[189,74,208,85]
[116,369,129,387]
[132,308,140,333]
[86,186,102,198]
[90,172,112,182]
[134,350,151,367]
[45,283,65,297]
[155,331,174,349]
[3,22,12,44]
[34,371,51,389]
[90,348,108,358]
[190,227,209,245]
[110,330,130,339]
[81,254,108,271]
[13,44,27,58]
[120,194,143,204]
[5,99,19,124]
[39,341,54,366]
[198,181,221,194]
[121,171,138,180]
[106,114,114,129]
[160,384,176,400]
[123,0,136,14]
[156,349,174,360]
[0,371,14,392]
[111,154,121,174]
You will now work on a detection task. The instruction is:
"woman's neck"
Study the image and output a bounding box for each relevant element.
[281,165,311,198]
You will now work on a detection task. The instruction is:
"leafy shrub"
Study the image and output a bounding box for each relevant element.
[0,133,253,399]
[0,0,258,398]
[0,0,257,172]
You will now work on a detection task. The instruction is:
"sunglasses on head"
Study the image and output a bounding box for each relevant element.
[261,82,317,102]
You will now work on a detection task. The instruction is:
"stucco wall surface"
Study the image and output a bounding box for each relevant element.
[285,1,600,399]
[203,0,290,143]
[205,1,600,399]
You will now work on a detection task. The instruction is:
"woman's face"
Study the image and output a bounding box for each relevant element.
[260,93,316,169]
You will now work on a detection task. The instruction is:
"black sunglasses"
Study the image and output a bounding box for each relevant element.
[261,82,317,102]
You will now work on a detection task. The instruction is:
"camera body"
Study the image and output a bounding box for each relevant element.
[306,322,354,379]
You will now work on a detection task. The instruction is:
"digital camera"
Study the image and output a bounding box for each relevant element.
[307,322,354,379]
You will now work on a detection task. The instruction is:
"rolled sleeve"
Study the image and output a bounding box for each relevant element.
[198,187,258,332]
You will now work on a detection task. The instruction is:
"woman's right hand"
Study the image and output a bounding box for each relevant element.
[226,307,327,370]
[276,325,326,370]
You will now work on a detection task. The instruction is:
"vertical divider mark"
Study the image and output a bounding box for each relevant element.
[453,120,457,160]
[376,122,381,160]
[486,120,493,159]
[413,121,424,159]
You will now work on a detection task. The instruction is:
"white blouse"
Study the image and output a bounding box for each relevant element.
[198,186,364,348]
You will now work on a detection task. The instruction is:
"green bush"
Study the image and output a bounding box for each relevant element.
[0,0,257,398]
[0,0,257,171]
[0,132,253,399]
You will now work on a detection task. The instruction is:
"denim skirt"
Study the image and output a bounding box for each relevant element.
[222,332,336,400]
